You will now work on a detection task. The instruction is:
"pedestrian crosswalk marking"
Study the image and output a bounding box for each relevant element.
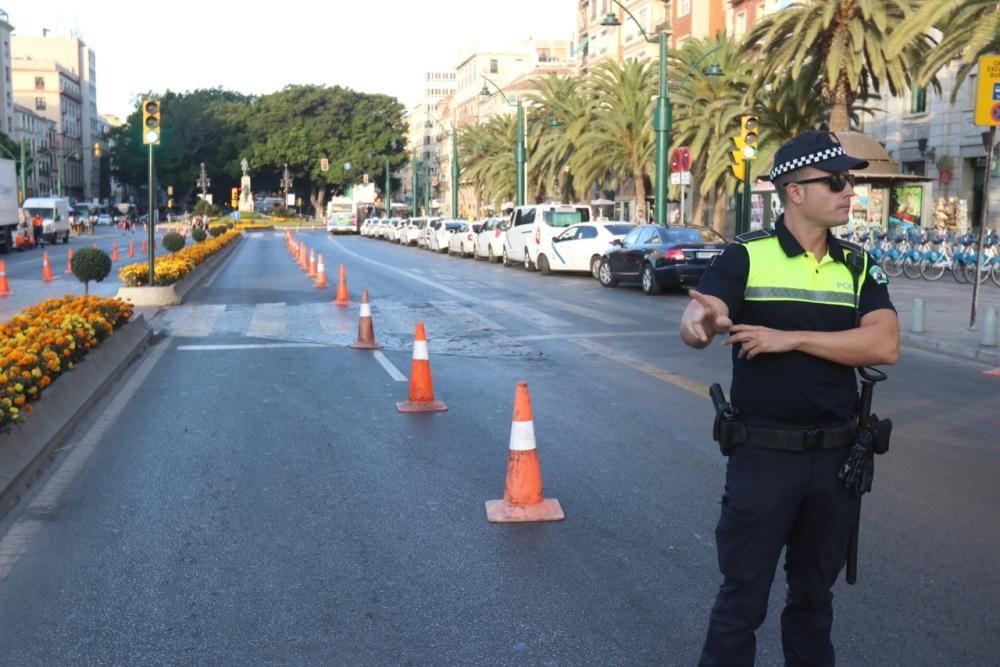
[246,302,288,338]
[173,304,225,337]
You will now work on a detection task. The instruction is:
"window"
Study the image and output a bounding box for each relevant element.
[35,76,45,89]
[489,59,498,74]
[35,97,45,110]
[910,86,926,114]
[902,160,926,176]
[735,12,747,37]
[679,0,691,16]
[579,226,598,240]
[622,228,644,246]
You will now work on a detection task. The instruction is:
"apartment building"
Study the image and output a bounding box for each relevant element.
[13,103,55,198]
[12,34,98,201]
[0,10,13,136]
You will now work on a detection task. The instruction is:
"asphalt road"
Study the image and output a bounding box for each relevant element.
[0,231,997,666]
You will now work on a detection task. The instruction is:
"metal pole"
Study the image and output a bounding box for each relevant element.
[385,157,391,216]
[741,158,752,235]
[411,153,418,217]
[57,157,63,198]
[653,30,671,226]
[971,125,996,328]
[148,143,155,285]
[515,101,526,206]
[679,180,685,226]
[18,140,26,203]
[424,162,430,214]
[451,126,459,218]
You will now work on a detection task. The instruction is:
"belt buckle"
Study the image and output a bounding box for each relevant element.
[803,429,825,451]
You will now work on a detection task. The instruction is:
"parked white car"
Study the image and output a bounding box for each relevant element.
[447,221,482,257]
[544,221,636,277]
[474,217,507,263]
[429,220,464,253]
[503,203,593,271]
[401,218,428,245]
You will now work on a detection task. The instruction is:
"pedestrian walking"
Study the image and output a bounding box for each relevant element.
[31,213,44,248]
[680,130,900,667]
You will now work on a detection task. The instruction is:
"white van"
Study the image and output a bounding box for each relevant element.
[21,197,71,244]
[503,203,592,271]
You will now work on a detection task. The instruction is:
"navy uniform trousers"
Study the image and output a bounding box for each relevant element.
[698,445,860,667]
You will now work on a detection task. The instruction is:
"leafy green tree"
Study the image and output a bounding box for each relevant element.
[743,0,937,132]
[525,74,590,203]
[238,85,407,219]
[459,115,517,212]
[71,247,112,295]
[571,59,657,222]
[889,1,1000,94]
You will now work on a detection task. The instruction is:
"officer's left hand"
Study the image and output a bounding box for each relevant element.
[724,325,799,360]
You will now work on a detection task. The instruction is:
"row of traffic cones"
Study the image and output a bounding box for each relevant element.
[285,231,349,302]
[343,284,561,523]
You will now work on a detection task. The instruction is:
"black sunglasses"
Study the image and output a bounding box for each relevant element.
[782,173,856,193]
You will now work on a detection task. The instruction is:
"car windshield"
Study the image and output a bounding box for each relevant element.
[471,224,482,233]
[605,224,634,235]
[445,223,463,231]
[664,227,726,244]
[542,208,589,227]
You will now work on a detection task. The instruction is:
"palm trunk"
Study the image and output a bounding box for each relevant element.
[634,166,647,223]
[828,77,852,132]
[309,187,327,221]
[712,186,729,237]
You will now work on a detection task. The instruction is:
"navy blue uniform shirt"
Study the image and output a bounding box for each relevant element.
[696,218,895,425]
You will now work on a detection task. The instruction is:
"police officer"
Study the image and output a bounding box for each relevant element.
[680,131,899,667]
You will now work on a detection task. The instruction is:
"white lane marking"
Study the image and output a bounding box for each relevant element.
[0,336,171,581]
[177,343,327,351]
[536,297,635,325]
[572,337,708,398]
[247,302,288,338]
[174,304,226,337]
[373,350,407,382]
[515,331,663,341]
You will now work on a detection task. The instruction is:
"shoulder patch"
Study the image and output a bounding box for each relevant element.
[838,239,863,255]
[868,263,889,285]
[735,229,774,244]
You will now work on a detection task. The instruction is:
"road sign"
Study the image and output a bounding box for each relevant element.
[671,147,692,174]
[975,55,1000,126]
[680,146,691,171]
[670,172,691,185]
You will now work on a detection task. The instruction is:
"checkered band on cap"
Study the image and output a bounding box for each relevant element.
[770,146,847,181]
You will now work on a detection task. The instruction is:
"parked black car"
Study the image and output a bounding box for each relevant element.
[597,225,728,294]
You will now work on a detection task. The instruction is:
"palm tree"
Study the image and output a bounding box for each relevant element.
[743,0,937,132]
[571,59,657,221]
[458,115,517,214]
[525,74,590,203]
[888,1,1000,95]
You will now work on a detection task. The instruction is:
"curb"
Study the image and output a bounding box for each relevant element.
[115,232,244,306]
[900,332,1000,366]
[0,315,153,518]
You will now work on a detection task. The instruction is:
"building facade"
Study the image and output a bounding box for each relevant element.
[13,103,55,199]
[12,34,98,202]
[0,10,14,137]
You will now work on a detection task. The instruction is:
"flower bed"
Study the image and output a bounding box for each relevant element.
[118,228,241,286]
[1,296,133,428]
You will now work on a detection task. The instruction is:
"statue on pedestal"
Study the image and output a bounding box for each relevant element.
[239,158,254,212]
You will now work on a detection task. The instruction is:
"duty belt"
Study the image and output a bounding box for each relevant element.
[736,421,855,452]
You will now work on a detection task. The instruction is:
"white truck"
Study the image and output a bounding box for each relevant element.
[0,159,19,254]
[21,197,71,245]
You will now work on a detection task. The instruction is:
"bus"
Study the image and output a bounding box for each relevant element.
[325,196,355,234]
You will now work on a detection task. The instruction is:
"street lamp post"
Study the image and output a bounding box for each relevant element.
[411,151,419,217]
[602,2,671,225]
[425,115,461,218]
[479,76,525,207]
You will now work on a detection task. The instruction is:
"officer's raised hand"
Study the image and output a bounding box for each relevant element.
[681,289,732,348]
[725,324,799,360]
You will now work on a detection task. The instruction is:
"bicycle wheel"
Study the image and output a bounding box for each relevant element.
[920,258,945,281]
[991,263,1000,288]
[965,262,989,284]
[902,257,922,279]
[953,260,968,283]
[883,256,903,277]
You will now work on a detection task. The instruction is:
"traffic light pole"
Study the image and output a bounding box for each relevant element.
[740,159,752,236]
[385,158,391,217]
[451,125,459,219]
[148,144,156,284]
[653,30,670,226]
[411,153,418,217]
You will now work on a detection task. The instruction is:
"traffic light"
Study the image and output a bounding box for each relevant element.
[168,198,173,209]
[167,185,174,196]
[740,115,759,160]
[93,142,101,157]
[142,99,161,145]
[231,187,239,208]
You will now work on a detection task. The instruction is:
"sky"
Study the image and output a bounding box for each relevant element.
[5,0,577,119]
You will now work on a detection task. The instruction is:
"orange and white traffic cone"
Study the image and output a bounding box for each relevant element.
[315,255,328,289]
[0,260,11,296]
[333,263,350,306]
[42,251,53,282]
[298,243,308,270]
[112,241,120,262]
[141,238,148,255]
[308,248,317,278]
[66,247,74,273]
[128,239,135,258]
[485,382,565,523]
[350,289,383,350]
[396,321,447,412]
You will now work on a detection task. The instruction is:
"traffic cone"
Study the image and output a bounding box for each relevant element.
[128,239,135,258]
[350,290,383,349]
[315,255,328,289]
[42,251,53,282]
[308,248,317,278]
[485,382,565,523]
[396,321,447,412]
[0,260,11,296]
[298,243,308,270]
[112,241,119,262]
[66,247,74,273]
[984,367,1000,377]
[141,238,148,255]
[333,263,350,306]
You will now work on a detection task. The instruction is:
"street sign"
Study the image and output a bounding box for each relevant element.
[670,172,691,185]
[671,147,692,174]
[975,55,1000,126]
[670,149,682,173]
[680,146,691,171]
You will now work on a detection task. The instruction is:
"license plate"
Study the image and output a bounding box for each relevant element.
[696,251,720,259]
